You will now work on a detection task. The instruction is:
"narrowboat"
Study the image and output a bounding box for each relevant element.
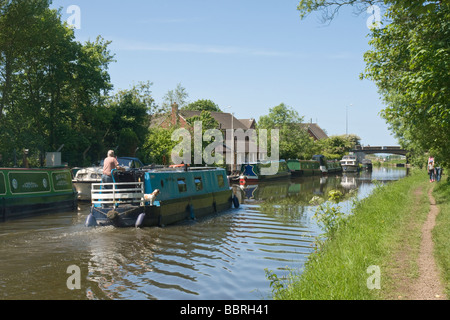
[0,167,77,221]
[72,157,144,201]
[286,159,321,177]
[311,155,342,174]
[85,167,239,228]
[238,160,291,185]
[340,154,360,173]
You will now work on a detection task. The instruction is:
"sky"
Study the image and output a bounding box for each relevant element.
[51,0,398,146]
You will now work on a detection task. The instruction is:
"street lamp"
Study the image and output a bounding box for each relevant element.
[225,106,234,172]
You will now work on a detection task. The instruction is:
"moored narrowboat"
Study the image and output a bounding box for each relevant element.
[238,160,291,185]
[287,159,321,177]
[311,155,343,174]
[0,167,77,221]
[85,167,239,228]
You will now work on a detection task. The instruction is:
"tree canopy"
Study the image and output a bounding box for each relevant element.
[182,99,222,112]
[298,0,449,167]
[0,0,115,166]
[258,103,315,160]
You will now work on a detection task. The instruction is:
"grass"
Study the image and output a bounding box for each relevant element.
[433,177,450,298]
[270,170,441,300]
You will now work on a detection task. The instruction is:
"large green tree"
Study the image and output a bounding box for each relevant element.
[0,0,114,166]
[105,81,155,158]
[182,99,222,112]
[258,103,314,160]
[362,2,450,167]
[297,0,449,167]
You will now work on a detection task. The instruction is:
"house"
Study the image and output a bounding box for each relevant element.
[151,104,265,170]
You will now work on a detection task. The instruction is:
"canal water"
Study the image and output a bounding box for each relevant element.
[0,167,407,300]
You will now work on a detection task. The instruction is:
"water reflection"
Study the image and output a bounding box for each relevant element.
[0,167,407,300]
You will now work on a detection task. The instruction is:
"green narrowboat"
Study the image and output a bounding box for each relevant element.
[286,159,321,177]
[0,167,77,221]
[311,155,343,174]
[86,167,239,228]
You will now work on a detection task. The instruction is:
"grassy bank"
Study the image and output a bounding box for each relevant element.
[433,178,450,298]
[271,170,446,300]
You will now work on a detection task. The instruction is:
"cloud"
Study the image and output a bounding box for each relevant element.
[111,39,293,57]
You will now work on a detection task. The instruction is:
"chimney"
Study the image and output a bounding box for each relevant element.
[171,103,179,126]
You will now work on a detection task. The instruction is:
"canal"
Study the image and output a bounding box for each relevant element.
[0,167,407,300]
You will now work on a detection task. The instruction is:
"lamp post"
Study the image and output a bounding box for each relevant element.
[225,106,234,172]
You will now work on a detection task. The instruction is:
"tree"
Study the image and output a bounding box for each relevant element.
[143,127,178,165]
[362,3,450,166]
[105,81,155,157]
[186,110,221,165]
[0,0,115,166]
[258,103,314,160]
[162,83,189,111]
[182,99,222,112]
[297,0,450,167]
[315,134,361,160]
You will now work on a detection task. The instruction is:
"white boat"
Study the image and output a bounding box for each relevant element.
[72,157,145,201]
[340,154,359,173]
[72,166,102,201]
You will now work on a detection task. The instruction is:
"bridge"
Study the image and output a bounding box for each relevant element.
[351,146,409,163]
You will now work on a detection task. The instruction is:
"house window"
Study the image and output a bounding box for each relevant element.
[177,179,187,193]
[194,177,203,191]
[217,174,225,188]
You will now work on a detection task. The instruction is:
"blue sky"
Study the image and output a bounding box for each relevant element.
[52,0,398,146]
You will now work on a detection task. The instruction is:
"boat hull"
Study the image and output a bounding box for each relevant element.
[239,161,291,185]
[0,168,77,222]
[342,165,359,172]
[73,181,97,201]
[87,189,233,228]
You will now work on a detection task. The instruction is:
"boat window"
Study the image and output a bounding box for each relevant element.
[177,179,187,193]
[217,174,225,188]
[194,177,203,191]
[160,180,164,188]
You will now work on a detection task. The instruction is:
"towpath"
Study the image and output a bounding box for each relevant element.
[391,185,446,300]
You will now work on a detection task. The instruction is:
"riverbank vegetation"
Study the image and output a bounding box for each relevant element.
[0,1,361,168]
[268,170,449,299]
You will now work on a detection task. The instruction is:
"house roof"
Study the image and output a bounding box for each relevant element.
[238,118,256,129]
[299,123,329,140]
[179,111,248,130]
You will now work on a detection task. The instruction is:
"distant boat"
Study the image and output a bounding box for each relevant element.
[72,157,144,201]
[287,155,342,177]
[311,155,342,174]
[362,159,373,171]
[238,160,291,185]
[85,166,239,228]
[286,159,321,177]
[340,154,359,173]
[0,167,77,221]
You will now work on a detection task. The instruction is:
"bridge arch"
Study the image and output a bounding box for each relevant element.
[351,146,409,163]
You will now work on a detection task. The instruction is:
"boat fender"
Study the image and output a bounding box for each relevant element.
[213,201,217,213]
[232,195,240,208]
[135,213,146,228]
[85,214,97,227]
